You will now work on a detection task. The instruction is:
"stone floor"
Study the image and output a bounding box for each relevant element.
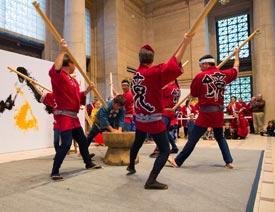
[0,134,274,212]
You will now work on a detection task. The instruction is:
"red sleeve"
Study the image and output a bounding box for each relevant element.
[190,75,201,97]
[226,104,232,114]
[49,65,63,83]
[41,92,55,108]
[221,68,237,84]
[153,56,183,88]
[80,91,86,105]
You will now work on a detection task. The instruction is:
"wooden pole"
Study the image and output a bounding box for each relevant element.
[110,72,113,99]
[171,93,190,111]
[217,29,260,69]
[162,60,189,90]
[7,67,52,92]
[32,1,107,109]
[186,0,217,37]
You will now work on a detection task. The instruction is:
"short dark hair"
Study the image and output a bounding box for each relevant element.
[121,79,130,85]
[231,96,237,100]
[113,94,125,106]
[139,48,154,65]
[199,54,216,66]
[62,54,73,67]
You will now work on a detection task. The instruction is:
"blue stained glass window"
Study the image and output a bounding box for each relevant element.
[216,14,250,61]
[224,76,252,109]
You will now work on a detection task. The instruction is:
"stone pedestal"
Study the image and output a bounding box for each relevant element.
[103,132,139,166]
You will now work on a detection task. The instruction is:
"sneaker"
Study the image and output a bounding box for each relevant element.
[51,174,64,181]
[89,153,95,159]
[166,157,179,168]
[144,181,168,190]
[86,163,102,169]
[126,166,136,175]
[170,148,179,154]
[224,163,234,169]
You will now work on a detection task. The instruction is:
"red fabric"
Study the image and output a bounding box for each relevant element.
[94,133,104,144]
[170,117,178,126]
[245,102,253,119]
[41,92,59,130]
[237,115,249,138]
[191,66,237,128]
[123,90,134,123]
[141,44,154,53]
[227,102,244,128]
[133,56,182,134]
[226,102,243,115]
[49,65,85,132]
[162,82,180,119]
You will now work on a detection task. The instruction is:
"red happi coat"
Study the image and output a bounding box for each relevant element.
[162,81,181,120]
[123,90,134,123]
[191,66,237,128]
[227,101,245,129]
[49,65,86,132]
[178,104,198,127]
[237,114,249,138]
[132,56,182,134]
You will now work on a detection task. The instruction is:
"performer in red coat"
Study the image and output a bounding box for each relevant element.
[49,39,101,180]
[127,34,193,190]
[168,50,240,169]
[149,80,181,158]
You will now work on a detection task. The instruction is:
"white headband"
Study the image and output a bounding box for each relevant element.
[199,58,216,64]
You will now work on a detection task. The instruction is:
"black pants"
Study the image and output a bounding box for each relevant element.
[183,127,188,137]
[51,127,91,175]
[129,129,170,177]
[249,120,255,134]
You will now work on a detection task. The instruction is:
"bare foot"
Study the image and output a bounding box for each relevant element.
[224,163,234,169]
[167,157,179,168]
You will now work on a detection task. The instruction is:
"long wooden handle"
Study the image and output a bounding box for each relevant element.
[32,1,108,109]
[186,0,217,36]
[182,60,189,68]
[172,93,190,111]
[84,106,93,127]
[162,60,189,90]
[217,29,260,69]
[7,67,52,92]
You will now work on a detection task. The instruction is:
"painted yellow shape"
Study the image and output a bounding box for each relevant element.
[14,102,38,130]
[14,87,38,131]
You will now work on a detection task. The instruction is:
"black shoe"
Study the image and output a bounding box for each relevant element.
[144,181,168,190]
[86,163,102,169]
[51,174,64,181]
[126,166,136,175]
[89,153,95,159]
[170,148,179,154]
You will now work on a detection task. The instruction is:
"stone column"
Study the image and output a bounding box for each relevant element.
[253,0,275,121]
[64,0,86,71]
[63,0,86,124]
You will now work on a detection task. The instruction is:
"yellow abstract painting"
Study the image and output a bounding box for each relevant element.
[14,87,38,131]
